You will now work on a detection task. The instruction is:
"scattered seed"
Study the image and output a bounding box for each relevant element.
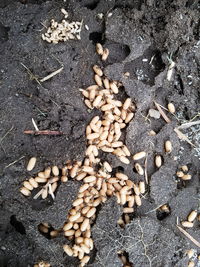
[139,181,145,194]
[188,210,197,222]
[155,155,162,168]
[20,187,31,196]
[176,171,184,178]
[102,48,109,61]
[135,195,142,206]
[135,163,144,176]
[27,157,37,171]
[181,221,194,228]
[119,156,130,164]
[181,174,192,180]
[181,165,188,172]
[63,244,73,256]
[93,65,103,76]
[168,103,175,114]
[96,43,103,55]
[133,151,146,160]
[165,140,172,153]
[125,112,134,123]
[23,181,34,191]
[123,207,134,213]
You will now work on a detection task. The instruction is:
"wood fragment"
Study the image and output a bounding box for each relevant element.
[174,128,196,147]
[177,225,200,248]
[24,130,63,135]
[154,101,171,123]
[40,67,64,82]
[177,120,200,130]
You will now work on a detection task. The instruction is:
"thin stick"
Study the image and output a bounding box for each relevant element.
[144,156,148,184]
[0,126,14,143]
[177,225,200,248]
[4,155,25,169]
[40,67,63,82]
[174,128,196,147]
[48,184,55,200]
[154,101,171,123]
[24,130,63,135]
[32,118,39,131]
[177,120,200,130]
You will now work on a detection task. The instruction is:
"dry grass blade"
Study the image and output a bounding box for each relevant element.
[154,101,171,123]
[32,118,39,131]
[174,128,196,147]
[24,130,63,135]
[40,67,64,82]
[4,155,25,169]
[177,225,200,248]
[144,156,148,184]
[177,120,200,130]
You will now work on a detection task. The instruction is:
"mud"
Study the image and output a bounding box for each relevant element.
[0,0,200,266]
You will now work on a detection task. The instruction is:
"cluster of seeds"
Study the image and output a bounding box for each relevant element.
[42,8,82,44]
[176,165,192,181]
[181,209,199,228]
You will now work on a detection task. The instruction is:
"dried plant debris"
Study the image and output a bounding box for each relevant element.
[42,8,83,44]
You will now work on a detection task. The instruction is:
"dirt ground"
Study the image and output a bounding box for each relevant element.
[0,0,200,266]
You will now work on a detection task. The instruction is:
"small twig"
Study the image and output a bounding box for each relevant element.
[4,155,25,169]
[24,130,63,135]
[174,128,196,147]
[177,225,200,248]
[154,101,171,123]
[177,120,200,130]
[0,126,14,143]
[32,118,39,131]
[40,67,63,82]
[144,156,148,184]
[21,63,41,86]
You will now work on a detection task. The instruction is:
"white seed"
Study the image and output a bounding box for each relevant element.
[63,222,73,231]
[87,133,100,140]
[125,112,134,123]
[181,174,192,180]
[94,74,102,87]
[103,161,112,172]
[42,188,48,199]
[101,146,114,153]
[165,140,172,153]
[84,99,93,109]
[110,82,118,94]
[128,196,135,208]
[44,167,51,178]
[89,89,96,101]
[135,195,142,206]
[122,145,131,156]
[69,212,81,222]
[176,171,184,178]
[120,185,130,195]
[187,249,195,259]
[133,151,146,160]
[86,85,99,91]
[168,103,175,113]
[38,171,45,178]
[187,210,197,222]
[123,207,134,213]
[80,218,90,232]
[70,164,79,178]
[27,157,37,171]
[73,198,84,207]
[181,221,193,228]
[135,163,144,176]
[86,145,94,156]
[119,156,130,164]
[102,48,109,61]
[61,175,68,182]
[123,98,132,110]
[96,43,103,55]
[108,178,118,183]
[86,207,96,218]
[111,141,123,148]
[29,178,39,188]
[63,244,73,256]
[81,89,89,98]
[20,187,31,196]
[83,176,96,183]
[93,95,102,107]
[81,255,90,265]
[82,166,93,173]
[103,78,110,89]
[155,155,162,168]
[181,165,188,172]
[101,103,113,111]
[93,65,103,76]
[133,184,140,195]
[23,181,34,191]
[149,130,156,136]
[114,107,121,116]
[64,229,75,236]
[52,165,59,176]
[79,184,90,193]
[139,181,145,194]
[35,177,48,183]
[116,173,128,180]
[188,261,195,267]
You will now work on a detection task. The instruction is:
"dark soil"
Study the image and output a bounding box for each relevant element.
[0,0,200,266]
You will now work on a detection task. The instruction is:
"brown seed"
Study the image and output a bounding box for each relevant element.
[79,184,90,193]
[63,222,73,231]
[73,198,84,207]
[168,103,175,114]
[50,230,59,238]
[38,224,49,233]
[96,43,103,55]
[81,218,90,232]
[181,174,192,180]
[102,48,109,61]
[27,157,37,171]
[93,65,103,76]
[149,130,156,136]
[61,175,68,182]
[76,172,87,181]
[29,178,39,188]
[165,140,172,153]
[135,163,144,176]
[160,204,170,213]
[38,172,45,178]
[155,155,162,168]
[86,207,96,218]
[187,210,197,222]
[133,151,146,160]
[20,187,31,196]
[64,229,75,236]
[63,244,73,256]
[181,221,194,228]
